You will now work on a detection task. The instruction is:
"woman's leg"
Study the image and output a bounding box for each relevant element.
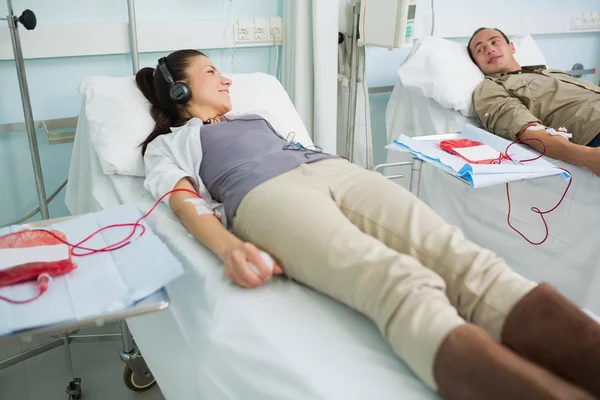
[307,159,536,339]
[233,166,465,390]
[232,165,593,399]
[314,160,600,397]
[501,283,600,398]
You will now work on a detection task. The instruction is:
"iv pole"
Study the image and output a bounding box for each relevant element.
[2,0,49,220]
[345,0,373,169]
[345,0,361,163]
[127,0,140,73]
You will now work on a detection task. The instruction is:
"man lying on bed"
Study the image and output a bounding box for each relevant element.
[136,49,600,400]
[468,27,600,176]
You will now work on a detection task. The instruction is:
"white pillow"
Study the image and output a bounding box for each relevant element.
[397,36,484,118]
[79,73,312,177]
[512,35,547,67]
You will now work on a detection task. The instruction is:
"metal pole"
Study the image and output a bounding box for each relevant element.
[409,159,423,197]
[62,334,75,381]
[121,320,135,353]
[127,0,140,73]
[6,0,49,220]
[345,0,361,162]
[123,0,138,375]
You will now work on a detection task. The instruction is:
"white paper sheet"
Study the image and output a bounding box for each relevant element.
[453,145,501,162]
[0,245,70,271]
[0,204,184,337]
[389,125,571,188]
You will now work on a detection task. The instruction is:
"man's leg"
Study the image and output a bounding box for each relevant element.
[232,166,593,399]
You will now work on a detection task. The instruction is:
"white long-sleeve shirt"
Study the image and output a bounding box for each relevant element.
[143,110,291,228]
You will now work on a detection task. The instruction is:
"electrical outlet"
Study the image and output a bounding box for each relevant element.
[253,17,269,41]
[254,27,266,40]
[237,26,250,40]
[269,17,283,40]
[593,12,600,28]
[583,12,593,28]
[236,19,254,41]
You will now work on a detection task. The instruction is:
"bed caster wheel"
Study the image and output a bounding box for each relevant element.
[123,365,156,392]
[66,377,82,399]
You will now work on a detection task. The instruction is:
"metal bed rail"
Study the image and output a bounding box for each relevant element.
[372,159,424,197]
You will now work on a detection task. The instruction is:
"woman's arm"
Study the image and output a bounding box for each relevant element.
[169,178,282,288]
[169,177,241,260]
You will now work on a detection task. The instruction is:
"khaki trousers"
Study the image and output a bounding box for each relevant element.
[232,159,537,390]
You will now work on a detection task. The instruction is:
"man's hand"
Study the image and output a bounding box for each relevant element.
[221,242,283,288]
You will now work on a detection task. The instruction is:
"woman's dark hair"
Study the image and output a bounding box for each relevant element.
[136,49,206,155]
[467,27,510,63]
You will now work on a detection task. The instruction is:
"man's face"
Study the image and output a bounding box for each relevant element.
[469,29,516,75]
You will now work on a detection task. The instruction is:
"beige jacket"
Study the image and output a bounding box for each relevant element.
[473,69,600,145]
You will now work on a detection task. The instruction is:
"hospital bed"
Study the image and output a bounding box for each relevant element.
[64,72,440,399]
[383,36,600,316]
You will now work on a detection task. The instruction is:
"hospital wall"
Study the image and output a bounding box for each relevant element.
[367,0,600,166]
[0,0,282,226]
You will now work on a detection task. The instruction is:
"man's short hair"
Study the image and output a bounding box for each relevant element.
[467,27,510,63]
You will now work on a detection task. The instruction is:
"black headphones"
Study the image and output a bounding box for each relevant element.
[156,57,192,105]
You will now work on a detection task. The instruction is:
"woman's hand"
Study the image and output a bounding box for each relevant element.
[221,242,283,288]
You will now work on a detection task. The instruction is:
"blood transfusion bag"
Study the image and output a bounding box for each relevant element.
[438,139,509,164]
[0,229,77,287]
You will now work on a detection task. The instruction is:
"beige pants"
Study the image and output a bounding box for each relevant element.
[232,159,537,390]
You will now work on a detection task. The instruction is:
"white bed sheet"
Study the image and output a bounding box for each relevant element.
[65,103,439,399]
[384,81,600,315]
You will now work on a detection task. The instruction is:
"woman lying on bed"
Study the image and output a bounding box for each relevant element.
[136,49,600,400]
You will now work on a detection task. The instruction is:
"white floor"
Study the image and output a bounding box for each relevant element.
[0,323,164,400]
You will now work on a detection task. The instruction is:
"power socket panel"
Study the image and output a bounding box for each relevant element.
[571,11,600,31]
[234,17,283,44]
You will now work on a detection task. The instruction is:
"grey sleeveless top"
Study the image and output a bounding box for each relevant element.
[199,115,336,225]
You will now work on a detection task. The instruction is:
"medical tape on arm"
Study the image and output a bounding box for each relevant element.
[528,124,573,140]
[184,198,214,216]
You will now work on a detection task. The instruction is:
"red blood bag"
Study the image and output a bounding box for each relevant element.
[0,229,77,287]
[438,139,509,164]
[438,139,483,155]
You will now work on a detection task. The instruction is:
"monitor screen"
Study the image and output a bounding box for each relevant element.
[407,5,416,20]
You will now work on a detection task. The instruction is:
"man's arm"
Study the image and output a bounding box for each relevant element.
[518,126,598,174]
[474,80,600,174]
[473,79,541,141]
